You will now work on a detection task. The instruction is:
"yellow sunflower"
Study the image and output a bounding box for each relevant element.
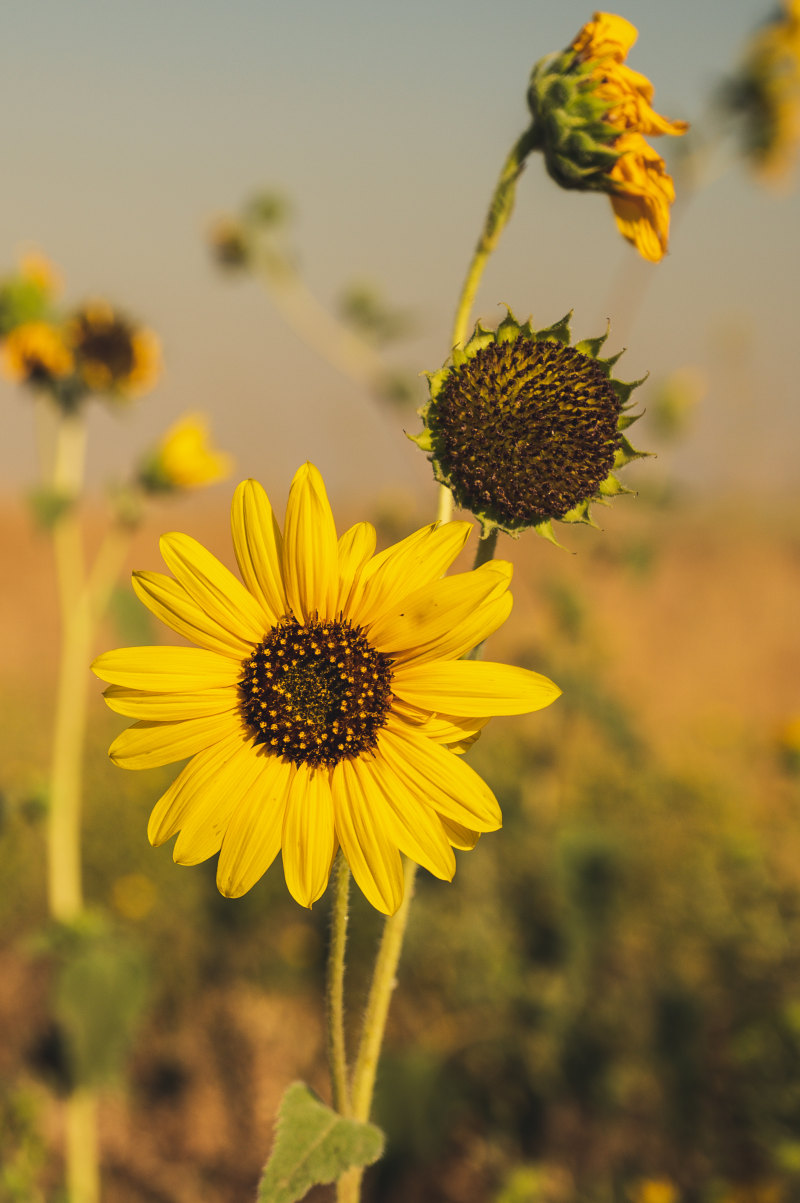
[92,464,560,913]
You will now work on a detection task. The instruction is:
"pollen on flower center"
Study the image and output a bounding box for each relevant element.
[239,615,394,768]
[428,339,622,528]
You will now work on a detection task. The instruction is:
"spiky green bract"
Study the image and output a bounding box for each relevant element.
[526,49,623,191]
[412,309,646,544]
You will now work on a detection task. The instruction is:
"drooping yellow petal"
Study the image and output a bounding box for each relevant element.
[353,521,473,628]
[217,755,295,897]
[91,646,242,691]
[439,817,481,851]
[231,479,288,622]
[147,730,246,846]
[378,721,503,832]
[281,762,336,907]
[109,711,241,770]
[159,531,269,643]
[391,700,490,749]
[355,754,456,881]
[337,522,377,617]
[282,463,339,622]
[571,11,639,62]
[172,738,265,865]
[331,760,404,914]
[392,660,561,717]
[132,571,253,659]
[367,560,512,663]
[102,684,237,721]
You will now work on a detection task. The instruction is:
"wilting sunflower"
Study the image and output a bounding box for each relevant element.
[527,11,688,260]
[413,309,645,542]
[92,464,560,913]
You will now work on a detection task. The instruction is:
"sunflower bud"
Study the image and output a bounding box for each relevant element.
[138,414,233,494]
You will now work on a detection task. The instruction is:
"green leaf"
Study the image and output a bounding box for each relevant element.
[258,1082,384,1203]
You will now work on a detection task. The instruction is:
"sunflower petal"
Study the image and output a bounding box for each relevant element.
[367,561,512,662]
[378,721,502,831]
[172,738,265,865]
[392,660,561,717]
[231,479,288,622]
[354,521,473,627]
[439,817,481,850]
[132,572,252,658]
[282,763,336,907]
[102,684,237,721]
[356,754,456,881]
[91,646,242,691]
[217,755,294,897]
[337,522,377,617]
[148,731,245,845]
[159,531,268,643]
[108,711,241,770]
[331,760,404,914]
[282,463,339,622]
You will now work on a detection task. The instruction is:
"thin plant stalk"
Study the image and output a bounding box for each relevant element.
[327,855,352,1118]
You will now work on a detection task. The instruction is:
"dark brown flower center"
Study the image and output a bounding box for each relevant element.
[74,313,136,379]
[428,338,622,528]
[239,615,394,768]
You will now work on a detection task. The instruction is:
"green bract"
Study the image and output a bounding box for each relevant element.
[526,49,622,190]
[412,309,646,544]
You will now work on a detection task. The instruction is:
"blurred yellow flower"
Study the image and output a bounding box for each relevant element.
[630,1179,679,1203]
[725,0,800,186]
[67,301,161,398]
[92,464,560,913]
[528,11,688,261]
[571,12,688,260]
[139,413,233,493]
[0,320,74,385]
[111,872,157,921]
[19,249,63,298]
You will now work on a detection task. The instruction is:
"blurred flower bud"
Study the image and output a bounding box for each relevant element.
[138,413,233,494]
[66,301,161,400]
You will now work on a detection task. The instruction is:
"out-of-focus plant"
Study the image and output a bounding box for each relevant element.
[207,192,420,408]
[0,247,231,1203]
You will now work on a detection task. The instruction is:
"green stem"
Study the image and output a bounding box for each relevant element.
[327,856,352,1117]
[437,125,538,526]
[65,1089,99,1203]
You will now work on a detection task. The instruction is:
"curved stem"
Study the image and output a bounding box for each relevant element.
[437,125,538,527]
[327,856,352,1117]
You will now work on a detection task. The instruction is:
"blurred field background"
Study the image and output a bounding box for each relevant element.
[2,0,800,1200]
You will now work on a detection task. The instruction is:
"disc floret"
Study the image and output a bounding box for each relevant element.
[413,309,646,543]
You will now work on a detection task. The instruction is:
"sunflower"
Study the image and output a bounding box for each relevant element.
[66,301,161,398]
[92,464,560,913]
[138,413,233,494]
[0,320,74,386]
[527,11,688,261]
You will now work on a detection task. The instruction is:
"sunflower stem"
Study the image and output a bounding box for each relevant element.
[65,1088,100,1203]
[336,861,417,1201]
[327,854,352,1117]
[437,125,539,526]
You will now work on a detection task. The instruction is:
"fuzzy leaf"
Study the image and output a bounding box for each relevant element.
[258,1082,385,1203]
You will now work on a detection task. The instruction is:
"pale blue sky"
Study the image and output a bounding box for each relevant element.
[1,0,798,506]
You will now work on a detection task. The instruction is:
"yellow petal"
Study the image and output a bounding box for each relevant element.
[378,721,502,832]
[91,646,242,690]
[331,760,404,914]
[132,572,252,659]
[172,738,266,865]
[159,531,268,643]
[439,817,481,851]
[367,561,512,662]
[392,660,561,717]
[353,521,473,627]
[281,762,336,907]
[102,684,237,721]
[217,755,294,896]
[108,711,241,770]
[148,730,246,845]
[390,700,489,749]
[231,479,288,622]
[354,753,456,881]
[337,522,377,618]
[282,463,339,622]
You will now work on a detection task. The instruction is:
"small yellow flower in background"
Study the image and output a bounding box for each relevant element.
[92,464,560,914]
[66,300,161,398]
[527,11,688,260]
[723,0,800,186]
[630,1180,680,1203]
[138,413,233,494]
[0,320,74,385]
[0,249,62,337]
[111,872,157,921]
